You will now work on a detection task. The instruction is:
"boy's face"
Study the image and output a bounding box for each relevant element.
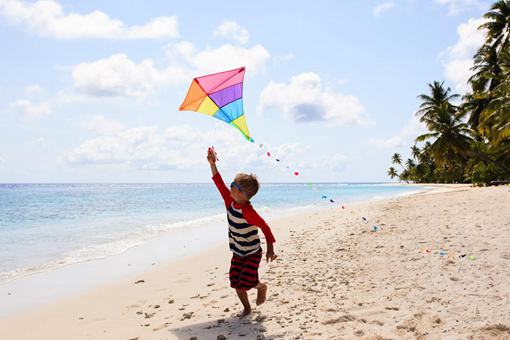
[230,180,248,203]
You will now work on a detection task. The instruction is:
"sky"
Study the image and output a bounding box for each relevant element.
[0,0,491,183]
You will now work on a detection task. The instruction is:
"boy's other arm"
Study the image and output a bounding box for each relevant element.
[244,207,277,262]
[243,206,276,243]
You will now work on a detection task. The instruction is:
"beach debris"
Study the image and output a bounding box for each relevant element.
[459,254,467,258]
[182,312,194,320]
[134,279,145,284]
[144,312,155,319]
[217,335,227,340]
[154,304,160,309]
[168,299,175,304]
[322,314,356,324]
[136,311,143,315]
[371,225,379,232]
[468,255,476,261]
[439,251,447,257]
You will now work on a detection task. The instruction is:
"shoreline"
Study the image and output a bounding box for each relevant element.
[3,184,507,339]
[0,183,433,317]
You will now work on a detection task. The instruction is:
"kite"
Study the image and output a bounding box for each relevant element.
[179,67,252,141]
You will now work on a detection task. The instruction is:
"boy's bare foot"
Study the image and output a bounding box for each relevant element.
[239,308,252,318]
[256,283,267,305]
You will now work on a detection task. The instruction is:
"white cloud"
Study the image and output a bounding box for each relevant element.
[71,53,192,97]
[0,0,179,39]
[373,2,396,17]
[64,122,308,172]
[275,53,294,62]
[258,72,366,125]
[0,155,4,164]
[25,84,44,96]
[369,115,427,149]
[9,99,51,118]
[213,20,249,45]
[84,114,125,135]
[435,0,485,15]
[72,41,270,98]
[369,135,404,149]
[167,41,270,75]
[440,17,486,93]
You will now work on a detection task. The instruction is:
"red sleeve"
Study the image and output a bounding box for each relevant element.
[243,205,276,243]
[212,172,233,207]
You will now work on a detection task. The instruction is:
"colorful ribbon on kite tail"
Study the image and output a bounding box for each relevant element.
[255,142,349,206]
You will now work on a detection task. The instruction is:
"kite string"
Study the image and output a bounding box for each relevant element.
[254,141,347,206]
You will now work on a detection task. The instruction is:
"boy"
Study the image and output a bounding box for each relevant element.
[207,147,277,317]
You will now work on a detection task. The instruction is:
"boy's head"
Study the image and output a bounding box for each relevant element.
[230,173,259,202]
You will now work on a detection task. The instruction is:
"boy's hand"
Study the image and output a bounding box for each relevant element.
[207,147,217,164]
[266,249,277,262]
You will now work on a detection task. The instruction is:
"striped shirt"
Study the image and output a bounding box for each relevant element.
[212,172,275,257]
[227,202,261,256]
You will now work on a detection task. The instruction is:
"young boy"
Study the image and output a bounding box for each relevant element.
[207,147,277,317]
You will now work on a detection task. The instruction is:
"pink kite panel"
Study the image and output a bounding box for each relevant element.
[196,67,245,93]
[210,72,244,93]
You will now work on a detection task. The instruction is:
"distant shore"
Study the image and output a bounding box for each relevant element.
[1,185,509,339]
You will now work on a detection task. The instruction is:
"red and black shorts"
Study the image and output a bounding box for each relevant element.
[229,250,262,291]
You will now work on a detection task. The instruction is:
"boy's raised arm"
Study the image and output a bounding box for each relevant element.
[208,147,232,206]
[207,147,218,176]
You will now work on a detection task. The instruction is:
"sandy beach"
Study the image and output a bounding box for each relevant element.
[1,185,509,339]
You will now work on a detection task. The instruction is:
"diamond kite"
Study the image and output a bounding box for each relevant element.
[179,67,252,141]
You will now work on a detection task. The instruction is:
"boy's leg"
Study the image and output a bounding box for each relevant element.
[235,289,252,317]
[255,282,267,305]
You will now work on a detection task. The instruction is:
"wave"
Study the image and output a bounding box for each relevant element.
[0,213,226,284]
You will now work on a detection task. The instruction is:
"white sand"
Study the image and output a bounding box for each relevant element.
[1,185,509,339]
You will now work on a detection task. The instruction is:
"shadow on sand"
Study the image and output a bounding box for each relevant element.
[168,313,279,339]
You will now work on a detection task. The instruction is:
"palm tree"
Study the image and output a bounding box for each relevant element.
[479,49,510,144]
[468,1,510,131]
[411,145,421,161]
[387,167,399,179]
[391,153,405,171]
[416,103,473,181]
[416,81,460,127]
[406,158,416,169]
[479,0,510,56]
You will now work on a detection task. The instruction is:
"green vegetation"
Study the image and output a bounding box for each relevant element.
[388,0,510,185]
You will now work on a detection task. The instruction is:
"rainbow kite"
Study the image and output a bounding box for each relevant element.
[179,67,253,141]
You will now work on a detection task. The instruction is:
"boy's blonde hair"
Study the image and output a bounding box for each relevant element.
[235,173,259,199]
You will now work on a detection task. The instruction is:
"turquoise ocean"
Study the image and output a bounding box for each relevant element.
[0,182,428,286]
